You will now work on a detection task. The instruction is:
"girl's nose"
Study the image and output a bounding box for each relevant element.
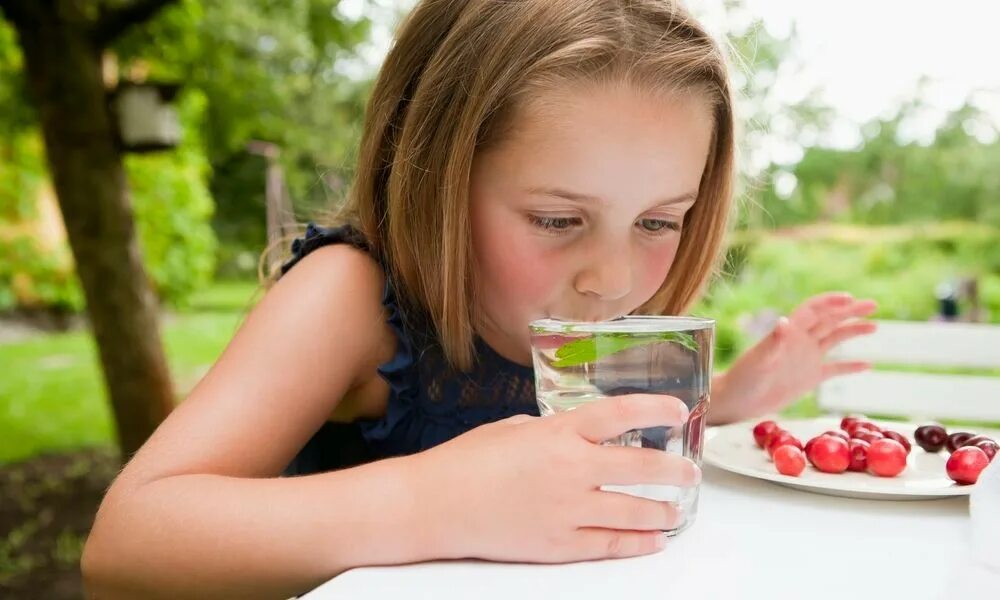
[573,247,632,301]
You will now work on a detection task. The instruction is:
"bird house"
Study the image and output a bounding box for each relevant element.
[111,81,182,153]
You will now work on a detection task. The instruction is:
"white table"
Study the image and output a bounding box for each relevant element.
[304,464,972,600]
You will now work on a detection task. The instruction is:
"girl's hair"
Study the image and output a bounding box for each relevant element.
[335,0,736,371]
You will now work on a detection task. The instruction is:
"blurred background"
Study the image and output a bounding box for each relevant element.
[1,0,998,596]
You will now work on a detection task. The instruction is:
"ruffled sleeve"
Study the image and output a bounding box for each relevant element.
[280,223,369,276]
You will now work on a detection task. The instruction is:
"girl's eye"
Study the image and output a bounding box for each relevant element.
[528,215,582,231]
[636,218,680,234]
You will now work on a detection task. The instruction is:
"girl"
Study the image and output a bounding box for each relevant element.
[82,0,876,597]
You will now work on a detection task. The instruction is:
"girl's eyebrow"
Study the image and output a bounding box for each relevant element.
[527,187,698,208]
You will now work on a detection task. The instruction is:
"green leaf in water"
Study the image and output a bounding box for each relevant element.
[551,331,698,368]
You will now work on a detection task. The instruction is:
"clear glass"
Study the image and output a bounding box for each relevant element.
[529,316,714,535]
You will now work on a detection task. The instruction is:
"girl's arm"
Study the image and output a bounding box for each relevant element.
[83,245,699,598]
[707,293,877,425]
[82,245,425,598]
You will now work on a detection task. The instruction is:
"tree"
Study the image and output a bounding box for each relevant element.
[0,0,183,460]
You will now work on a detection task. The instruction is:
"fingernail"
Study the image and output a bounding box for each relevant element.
[655,532,668,550]
[670,506,685,529]
[679,403,690,423]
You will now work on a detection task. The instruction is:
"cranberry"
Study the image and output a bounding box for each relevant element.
[840,415,865,431]
[752,420,780,449]
[806,436,850,473]
[773,445,806,476]
[822,430,850,443]
[946,432,976,453]
[849,427,873,439]
[946,446,990,485]
[914,425,948,453]
[848,439,870,472]
[975,440,998,462]
[767,431,803,458]
[881,431,912,454]
[962,435,995,448]
[867,439,908,477]
[860,431,885,445]
[846,423,870,437]
[858,421,883,434]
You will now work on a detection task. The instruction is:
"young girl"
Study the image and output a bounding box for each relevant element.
[83,0,876,597]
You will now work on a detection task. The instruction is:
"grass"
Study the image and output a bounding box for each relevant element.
[0,280,262,464]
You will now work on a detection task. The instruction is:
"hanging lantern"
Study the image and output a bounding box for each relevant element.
[110,80,182,153]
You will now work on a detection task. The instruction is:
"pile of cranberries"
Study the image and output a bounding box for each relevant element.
[913,423,996,485]
[752,416,996,485]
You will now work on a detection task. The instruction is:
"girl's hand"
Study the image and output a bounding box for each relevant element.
[409,394,698,563]
[711,292,878,424]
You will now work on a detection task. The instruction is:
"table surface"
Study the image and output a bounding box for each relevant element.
[303,464,972,600]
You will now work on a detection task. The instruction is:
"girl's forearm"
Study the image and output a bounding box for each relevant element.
[82,455,437,600]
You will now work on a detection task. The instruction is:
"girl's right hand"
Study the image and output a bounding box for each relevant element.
[407,394,699,563]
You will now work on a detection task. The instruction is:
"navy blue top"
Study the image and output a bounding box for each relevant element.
[281,224,539,476]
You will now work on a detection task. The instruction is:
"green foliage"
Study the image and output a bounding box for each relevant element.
[113,0,373,254]
[0,90,217,311]
[0,236,83,313]
[126,90,217,305]
[754,100,1000,228]
[0,133,46,222]
[696,223,1000,366]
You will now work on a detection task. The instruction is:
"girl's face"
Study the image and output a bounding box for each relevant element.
[470,82,714,364]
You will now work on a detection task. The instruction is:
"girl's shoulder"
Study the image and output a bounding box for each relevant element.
[276,224,397,407]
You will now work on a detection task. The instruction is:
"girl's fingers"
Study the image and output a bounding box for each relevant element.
[565,528,666,561]
[578,491,683,531]
[820,360,871,380]
[591,446,701,487]
[790,292,854,330]
[809,301,878,339]
[568,395,689,444]
[819,320,879,352]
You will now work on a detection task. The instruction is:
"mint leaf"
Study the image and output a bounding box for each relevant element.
[551,331,698,368]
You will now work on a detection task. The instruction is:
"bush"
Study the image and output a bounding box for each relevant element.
[695,223,1000,365]
[0,92,217,312]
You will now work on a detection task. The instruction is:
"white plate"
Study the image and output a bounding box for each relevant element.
[703,416,989,500]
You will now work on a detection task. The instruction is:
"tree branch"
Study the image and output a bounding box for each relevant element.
[94,0,179,45]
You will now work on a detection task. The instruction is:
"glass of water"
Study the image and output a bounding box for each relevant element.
[529,316,714,535]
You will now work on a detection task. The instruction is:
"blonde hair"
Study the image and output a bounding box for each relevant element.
[334,0,735,371]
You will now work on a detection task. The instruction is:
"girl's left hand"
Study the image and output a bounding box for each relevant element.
[710,292,878,424]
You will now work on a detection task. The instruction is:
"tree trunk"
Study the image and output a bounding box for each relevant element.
[7,3,175,459]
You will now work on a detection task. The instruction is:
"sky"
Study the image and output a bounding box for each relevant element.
[338,0,1000,153]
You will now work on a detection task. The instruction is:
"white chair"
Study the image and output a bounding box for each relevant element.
[818,320,1000,422]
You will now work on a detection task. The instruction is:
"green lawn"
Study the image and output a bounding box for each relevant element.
[0,280,262,464]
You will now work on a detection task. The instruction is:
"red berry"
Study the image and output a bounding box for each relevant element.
[752,420,780,449]
[806,436,851,473]
[946,446,990,485]
[822,430,850,443]
[947,432,976,453]
[848,439,870,472]
[860,431,885,445]
[867,439,908,477]
[975,440,998,462]
[882,431,912,454]
[840,415,864,431]
[858,421,883,434]
[767,431,803,458]
[773,445,806,476]
[914,425,948,453]
[962,435,995,448]
[846,423,870,437]
[849,427,872,440]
